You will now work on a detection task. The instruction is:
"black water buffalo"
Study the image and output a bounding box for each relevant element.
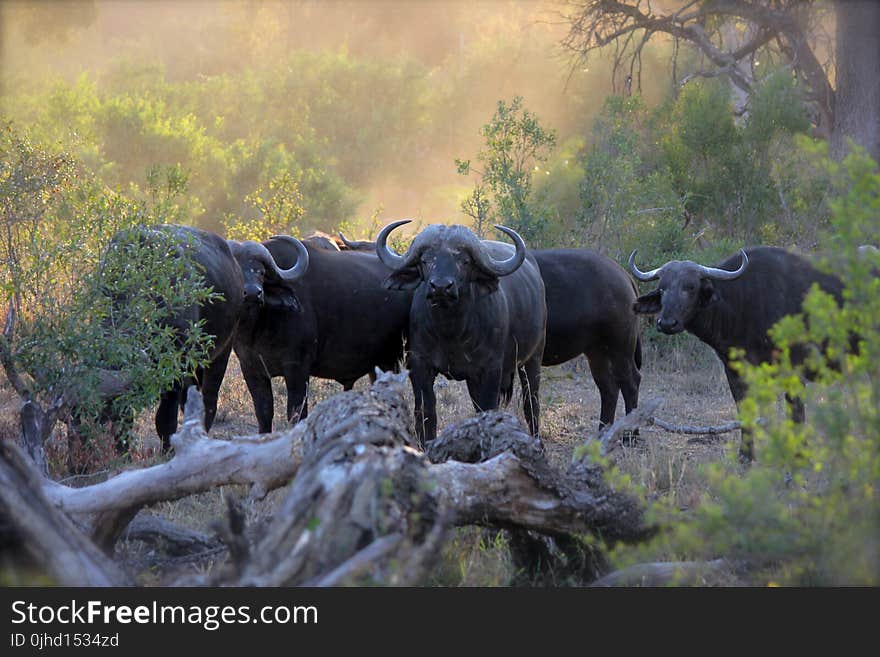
[377,220,547,445]
[629,246,845,459]
[231,236,411,433]
[106,225,247,451]
[339,235,643,429]
[535,249,642,429]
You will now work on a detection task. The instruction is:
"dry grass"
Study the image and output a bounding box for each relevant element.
[1,337,752,586]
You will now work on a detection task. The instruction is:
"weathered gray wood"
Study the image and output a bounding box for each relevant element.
[44,388,306,547]
[429,410,653,543]
[652,418,741,436]
[229,371,440,587]
[6,371,659,586]
[305,533,403,587]
[594,398,664,454]
[0,439,128,586]
[123,513,220,556]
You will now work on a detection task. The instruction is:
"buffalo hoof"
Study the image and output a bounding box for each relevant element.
[620,429,642,447]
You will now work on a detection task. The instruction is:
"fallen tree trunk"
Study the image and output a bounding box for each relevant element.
[651,418,742,435]
[208,372,443,586]
[46,393,304,515]
[10,371,663,585]
[427,410,653,542]
[0,439,128,586]
[122,512,221,556]
[43,390,306,549]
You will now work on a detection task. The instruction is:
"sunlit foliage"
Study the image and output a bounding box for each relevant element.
[0,123,217,444]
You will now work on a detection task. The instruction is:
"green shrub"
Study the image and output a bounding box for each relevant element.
[456,96,557,245]
[576,71,821,263]
[0,123,217,446]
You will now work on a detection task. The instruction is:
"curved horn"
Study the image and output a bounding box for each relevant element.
[337,231,360,250]
[697,249,749,280]
[628,250,665,281]
[264,235,309,282]
[375,219,414,270]
[337,231,354,249]
[472,224,526,278]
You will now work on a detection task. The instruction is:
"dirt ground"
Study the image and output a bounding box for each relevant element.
[1,335,751,585]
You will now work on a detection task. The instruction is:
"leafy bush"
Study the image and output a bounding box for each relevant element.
[0,123,217,449]
[456,96,557,244]
[577,96,685,261]
[223,171,305,242]
[576,71,823,264]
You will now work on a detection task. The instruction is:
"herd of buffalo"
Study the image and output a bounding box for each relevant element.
[109,221,868,461]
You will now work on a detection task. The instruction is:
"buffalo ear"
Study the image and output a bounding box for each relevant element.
[384,269,422,291]
[699,278,719,307]
[633,289,662,314]
[264,287,300,311]
[472,270,500,297]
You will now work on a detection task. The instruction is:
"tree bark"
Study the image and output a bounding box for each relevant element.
[0,439,128,586]
[427,410,653,543]
[122,513,221,556]
[43,388,306,549]
[831,0,880,162]
[201,371,442,586]
[8,372,659,586]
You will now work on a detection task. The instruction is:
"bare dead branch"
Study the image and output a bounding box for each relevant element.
[0,439,128,585]
[0,304,30,398]
[13,373,655,586]
[594,397,664,454]
[651,417,742,435]
[560,0,833,133]
[43,387,306,547]
[210,495,249,575]
[123,513,221,556]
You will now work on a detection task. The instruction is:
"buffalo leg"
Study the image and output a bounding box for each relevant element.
[466,369,502,415]
[723,364,753,462]
[612,350,641,416]
[465,379,483,414]
[155,385,183,452]
[518,356,541,437]
[409,355,437,447]
[241,365,274,433]
[611,347,641,441]
[785,393,806,424]
[285,374,309,424]
[200,344,233,432]
[586,350,620,429]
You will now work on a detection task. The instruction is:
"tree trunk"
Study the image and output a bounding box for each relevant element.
[2,371,661,586]
[0,439,128,586]
[831,0,880,162]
